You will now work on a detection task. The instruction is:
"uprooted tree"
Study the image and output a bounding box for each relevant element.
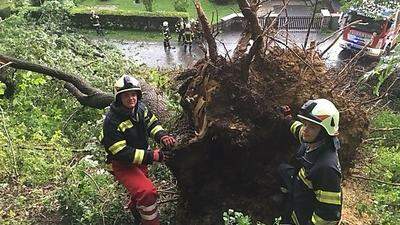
[0,0,372,224]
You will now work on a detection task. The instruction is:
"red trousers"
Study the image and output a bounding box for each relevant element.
[112,161,160,225]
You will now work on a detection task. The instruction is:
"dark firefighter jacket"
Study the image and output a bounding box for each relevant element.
[287,120,342,225]
[184,30,193,43]
[101,101,167,166]
[163,28,171,40]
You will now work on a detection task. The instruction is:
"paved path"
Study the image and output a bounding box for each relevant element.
[108,30,348,69]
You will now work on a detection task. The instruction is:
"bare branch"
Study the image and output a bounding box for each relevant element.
[317,20,362,47]
[217,39,232,63]
[0,53,100,95]
[266,35,317,74]
[330,44,369,91]
[303,0,319,50]
[195,0,218,63]
[350,174,400,187]
[0,61,13,69]
[158,197,179,204]
[237,0,262,36]
[262,0,290,36]
[371,127,400,132]
[282,0,289,45]
[319,20,363,57]
[0,106,19,177]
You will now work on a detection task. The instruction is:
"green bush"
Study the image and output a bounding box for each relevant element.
[0,4,181,223]
[57,156,133,224]
[362,110,400,224]
[211,0,235,5]
[70,6,189,18]
[143,0,153,12]
[174,0,188,12]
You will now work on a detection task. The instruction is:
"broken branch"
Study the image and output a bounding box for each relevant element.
[195,0,218,63]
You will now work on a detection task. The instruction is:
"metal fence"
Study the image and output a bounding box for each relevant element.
[218,11,339,32]
[258,14,324,30]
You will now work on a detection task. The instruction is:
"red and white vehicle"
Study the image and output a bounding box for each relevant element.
[339,6,400,57]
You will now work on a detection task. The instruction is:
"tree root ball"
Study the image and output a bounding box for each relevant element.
[169,46,369,225]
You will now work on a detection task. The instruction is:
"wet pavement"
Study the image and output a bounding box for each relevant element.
[111,31,241,69]
[109,30,370,70]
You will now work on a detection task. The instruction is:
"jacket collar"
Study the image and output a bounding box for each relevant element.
[110,102,139,121]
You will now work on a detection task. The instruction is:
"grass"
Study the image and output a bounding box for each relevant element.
[75,0,238,20]
[78,28,178,41]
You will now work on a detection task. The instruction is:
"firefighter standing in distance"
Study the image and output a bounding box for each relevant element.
[175,18,185,43]
[90,10,104,36]
[277,99,342,225]
[193,18,203,42]
[183,23,194,52]
[101,75,176,225]
[162,21,171,50]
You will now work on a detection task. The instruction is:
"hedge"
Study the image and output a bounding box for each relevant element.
[70,7,188,18]
[70,7,188,30]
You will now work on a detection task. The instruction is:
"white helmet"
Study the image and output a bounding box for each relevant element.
[114,75,142,100]
[185,23,191,29]
[297,99,339,136]
[163,21,168,27]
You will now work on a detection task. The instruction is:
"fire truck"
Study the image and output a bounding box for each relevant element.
[339,4,400,57]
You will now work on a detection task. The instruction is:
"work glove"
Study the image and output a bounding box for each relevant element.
[161,148,176,162]
[279,105,293,121]
[160,135,176,149]
[152,148,175,163]
[152,148,164,163]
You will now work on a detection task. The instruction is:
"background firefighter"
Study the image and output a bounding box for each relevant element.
[90,10,104,36]
[183,23,193,52]
[162,21,171,50]
[276,99,342,225]
[175,18,185,43]
[101,75,176,225]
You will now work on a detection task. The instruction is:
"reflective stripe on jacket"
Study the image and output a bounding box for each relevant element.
[101,101,167,165]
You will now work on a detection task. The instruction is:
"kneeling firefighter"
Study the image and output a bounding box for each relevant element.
[101,75,176,225]
[277,99,342,225]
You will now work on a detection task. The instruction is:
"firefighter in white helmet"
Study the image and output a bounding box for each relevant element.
[183,22,193,52]
[162,21,171,49]
[276,99,342,225]
[101,75,176,225]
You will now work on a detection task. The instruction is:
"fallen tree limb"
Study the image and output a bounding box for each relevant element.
[0,53,170,121]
